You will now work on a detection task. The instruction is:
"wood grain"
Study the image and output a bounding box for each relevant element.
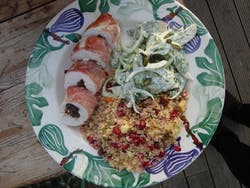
[162,172,189,188]
[207,0,250,103]
[184,153,210,177]
[0,0,74,187]
[234,0,250,45]
[184,0,246,188]
[185,153,215,188]
[205,146,242,188]
[0,0,54,23]
[184,0,240,101]
[187,171,215,188]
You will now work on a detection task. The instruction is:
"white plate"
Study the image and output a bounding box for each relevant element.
[25,0,225,187]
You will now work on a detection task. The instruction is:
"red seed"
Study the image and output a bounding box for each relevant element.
[92,142,100,149]
[138,120,146,130]
[122,144,129,150]
[111,142,120,149]
[133,139,140,146]
[148,145,155,151]
[170,110,178,119]
[159,151,166,158]
[129,133,138,140]
[139,137,146,145]
[106,81,113,89]
[87,136,95,144]
[143,161,150,168]
[118,101,126,108]
[117,110,126,117]
[107,155,112,159]
[113,126,122,136]
[173,145,181,151]
[159,96,169,107]
[98,148,105,155]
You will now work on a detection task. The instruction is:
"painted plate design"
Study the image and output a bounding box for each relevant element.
[25,0,225,187]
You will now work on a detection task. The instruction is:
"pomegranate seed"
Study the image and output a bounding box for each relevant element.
[138,120,146,129]
[159,96,169,107]
[148,145,154,151]
[139,137,146,145]
[111,142,120,149]
[173,145,181,151]
[106,81,113,89]
[107,155,112,159]
[122,144,129,150]
[113,126,122,136]
[170,110,178,119]
[143,161,150,168]
[154,109,161,115]
[129,133,138,140]
[92,142,100,149]
[98,148,105,155]
[133,139,140,146]
[117,110,126,117]
[87,136,95,144]
[118,101,126,108]
[159,151,166,158]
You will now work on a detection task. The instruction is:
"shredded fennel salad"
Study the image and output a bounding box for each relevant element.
[102,21,197,113]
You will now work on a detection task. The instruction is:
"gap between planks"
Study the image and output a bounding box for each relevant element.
[0,0,55,23]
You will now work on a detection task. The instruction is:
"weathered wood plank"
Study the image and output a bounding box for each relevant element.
[205,146,241,188]
[184,0,244,188]
[206,0,250,103]
[148,183,163,188]
[184,153,210,177]
[0,0,73,79]
[0,0,75,187]
[184,0,240,101]
[162,172,189,188]
[0,0,54,23]
[233,0,250,45]
[0,83,65,188]
[184,153,215,188]
[86,181,103,188]
[187,171,214,188]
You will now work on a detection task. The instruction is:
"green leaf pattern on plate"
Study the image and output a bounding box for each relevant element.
[64,156,76,172]
[148,0,175,20]
[39,124,69,156]
[81,150,150,187]
[65,33,82,43]
[190,97,223,145]
[78,0,121,13]
[25,82,48,126]
[196,39,224,88]
[78,0,98,12]
[29,32,64,69]
[99,0,110,13]
[135,172,151,187]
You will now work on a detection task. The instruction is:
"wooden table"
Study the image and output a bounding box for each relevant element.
[0,0,250,188]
